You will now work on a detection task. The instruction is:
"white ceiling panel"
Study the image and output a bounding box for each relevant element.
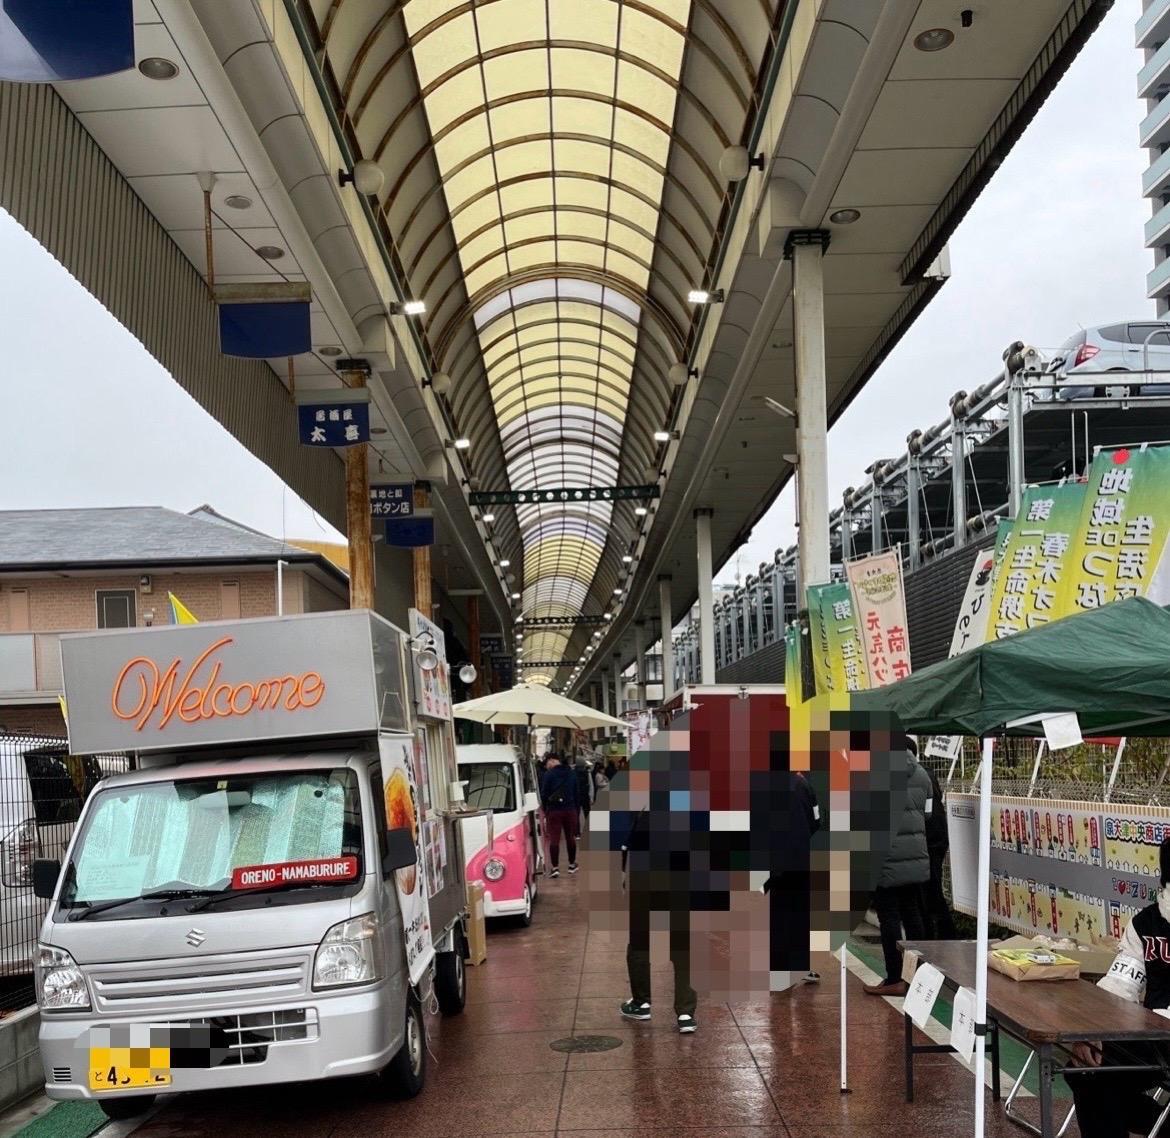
[76,106,243,178]
[126,171,273,231]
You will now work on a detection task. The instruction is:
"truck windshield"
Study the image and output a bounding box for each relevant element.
[58,768,363,917]
[460,763,516,813]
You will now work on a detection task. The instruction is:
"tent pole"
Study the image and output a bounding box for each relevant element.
[974,737,994,1138]
[839,943,848,1092]
[1105,739,1127,803]
[1027,741,1046,799]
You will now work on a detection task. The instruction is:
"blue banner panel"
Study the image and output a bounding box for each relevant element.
[0,0,134,82]
[386,516,435,548]
[370,484,414,519]
[297,401,370,447]
[218,300,311,359]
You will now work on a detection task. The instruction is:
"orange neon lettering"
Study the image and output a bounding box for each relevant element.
[108,637,327,732]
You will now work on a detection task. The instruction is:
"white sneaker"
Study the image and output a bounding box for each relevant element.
[677,1014,697,1034]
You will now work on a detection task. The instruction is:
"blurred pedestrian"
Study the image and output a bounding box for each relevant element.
[917,741,956,940]
[574,755,593,833]
[539,755,579,877]
[863,738,931,996]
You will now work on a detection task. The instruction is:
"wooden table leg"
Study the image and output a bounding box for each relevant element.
[904,1012,915,1103]
[1037,1044,1055,1138]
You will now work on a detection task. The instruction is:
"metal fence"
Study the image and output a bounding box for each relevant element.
[0,734,128,1012]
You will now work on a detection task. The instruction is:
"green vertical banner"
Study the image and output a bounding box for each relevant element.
[1058,445,1170,616]
[784,625,802,702]
[986,483,1086,640]
[806,582,869,693]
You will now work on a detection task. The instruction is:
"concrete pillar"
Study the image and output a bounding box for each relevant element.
[658,575,674,699]
[613,654,623,717]
[695,508,716,683]
[791,231,831,588]
[601,668,611,716]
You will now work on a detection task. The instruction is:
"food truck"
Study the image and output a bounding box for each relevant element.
[32,610,469,1120]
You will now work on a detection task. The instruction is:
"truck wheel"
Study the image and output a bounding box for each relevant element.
[379,992,426,1099]
[435,929,467,1015]
[99,1094,155,1121]
[518,883,533,927]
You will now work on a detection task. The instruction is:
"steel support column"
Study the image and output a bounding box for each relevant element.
[870,485,883,554]
[790,231,831,589]
[1007,371,1026,519]
[613,654,623,717]
[951,413,968,549]
[907,459,921,571]
[658,575,674,700]
[633,622,646,707]
[695,508,716,683]
[601,668,612,716]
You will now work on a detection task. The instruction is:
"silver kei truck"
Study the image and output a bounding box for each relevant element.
[32,610,470,1121]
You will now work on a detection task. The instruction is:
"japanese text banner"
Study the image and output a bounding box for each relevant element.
[1058,446,1170,616]
[845,551,911,687]
[806,582,869,694]
[985,483,1085,641]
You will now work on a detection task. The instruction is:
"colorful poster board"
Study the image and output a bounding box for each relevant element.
[408,609,452,720]
[948,792,1170,943]
[378,734,433,985]
[806,582,869,694]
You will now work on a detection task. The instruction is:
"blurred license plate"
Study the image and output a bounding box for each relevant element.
[88,1025,171,1091]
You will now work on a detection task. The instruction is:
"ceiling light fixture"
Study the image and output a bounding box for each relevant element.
[452,437,471,450]
[687,288,725,305]
[482,512,495,523]
[913,27,954,51]
[604,613,613,621]
[224,194,252,210]
[499,559,510,568]
[370,426,388,436]
[138,57,179,80]
[829,208,861,225]
[390,299,426,316]
[337,160,384,196]
[622,554,633,563]
[635,506,648,517]
[256,245,285,260]
[613,588,622,596]
[317,345,342,357]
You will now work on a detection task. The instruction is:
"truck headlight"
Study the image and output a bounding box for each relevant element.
[313,912,383,990]
[484,857,506,882]
[35,945,90,1012]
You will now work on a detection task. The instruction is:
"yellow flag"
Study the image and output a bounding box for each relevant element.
[169,592,199,625]
[57,694,68,727]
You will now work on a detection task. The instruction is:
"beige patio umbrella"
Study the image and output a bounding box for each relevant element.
[452,683,627,731]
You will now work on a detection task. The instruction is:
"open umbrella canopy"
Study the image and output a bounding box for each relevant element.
[852,596,1170,737]
[453,683,627,731]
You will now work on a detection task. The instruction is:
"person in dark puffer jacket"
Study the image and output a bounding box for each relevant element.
[1067,836,1170,1138]
[863,743,932,996]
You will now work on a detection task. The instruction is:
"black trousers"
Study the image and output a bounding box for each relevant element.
[923,850,957,939]
[626,881,697,1016]
[1066,1042,1166,1138]
[768,869,811,974]
[873,883,927,984]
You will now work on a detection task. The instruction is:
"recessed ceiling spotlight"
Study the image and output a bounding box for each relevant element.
[138,57,179,80]
[829,208,861,225]
[317,345,342,357]
[224,194,252,210]
[256,245,285,260]
[370,426,388,436]
[913,27,954,51]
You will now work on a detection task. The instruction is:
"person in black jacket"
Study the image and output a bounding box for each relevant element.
[918,742,956,940]
[618,767,699,1034]
[1067,836,1170,1137]
[539,756,579,877]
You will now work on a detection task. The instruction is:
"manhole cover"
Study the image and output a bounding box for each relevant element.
[549,1034,624,1053]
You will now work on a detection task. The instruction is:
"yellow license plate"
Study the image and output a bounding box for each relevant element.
[88,1046,171,1092]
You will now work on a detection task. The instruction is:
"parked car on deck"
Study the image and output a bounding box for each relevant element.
[1049,320,1170,399]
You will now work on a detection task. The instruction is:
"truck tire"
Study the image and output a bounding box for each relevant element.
[379,992,426,1099]
[434,929,467,1015]
[99,1094,155,1121]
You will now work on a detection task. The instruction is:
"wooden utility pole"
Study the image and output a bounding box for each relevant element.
[342,366,374,611]
[412,481,432,616]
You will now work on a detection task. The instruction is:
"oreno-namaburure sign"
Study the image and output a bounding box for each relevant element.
[61,611,409,755]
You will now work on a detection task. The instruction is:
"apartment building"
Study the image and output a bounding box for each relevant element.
[0,506,348,737]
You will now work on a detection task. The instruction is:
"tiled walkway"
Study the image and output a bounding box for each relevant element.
[124,874,1079,1138]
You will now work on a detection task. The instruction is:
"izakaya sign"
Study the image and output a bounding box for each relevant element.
[845,551,911,687]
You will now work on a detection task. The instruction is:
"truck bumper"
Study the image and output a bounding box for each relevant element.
[40,981,405,1102]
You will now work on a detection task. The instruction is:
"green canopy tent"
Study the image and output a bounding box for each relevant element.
[853,596,1170,738]
[851,595,1170,1138]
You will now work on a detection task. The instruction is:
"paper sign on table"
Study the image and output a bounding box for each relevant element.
[901,948,922,984]
[951,985,977,1062]
[903,961,946,1028]
[1042,712,1083,751]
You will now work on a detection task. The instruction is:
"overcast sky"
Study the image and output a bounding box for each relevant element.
[0,0,1152,591]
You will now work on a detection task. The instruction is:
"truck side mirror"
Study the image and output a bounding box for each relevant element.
[523,791,539,814]
[32,859,61,900]
[382,828,417,875]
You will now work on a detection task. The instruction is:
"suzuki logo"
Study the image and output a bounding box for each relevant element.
[185,928,206,948]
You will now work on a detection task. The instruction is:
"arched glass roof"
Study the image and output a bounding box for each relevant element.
[314,0,783,684]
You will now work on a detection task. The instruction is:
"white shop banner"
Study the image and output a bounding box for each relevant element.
[845,550,911,687]
[948,550,997,657]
